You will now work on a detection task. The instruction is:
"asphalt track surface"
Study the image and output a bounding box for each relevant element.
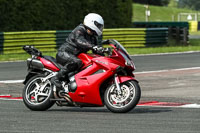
[0,100,199,133]
[0,52,200,133]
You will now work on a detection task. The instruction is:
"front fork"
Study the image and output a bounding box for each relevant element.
[114,74,122,95]
[113,74,138,95]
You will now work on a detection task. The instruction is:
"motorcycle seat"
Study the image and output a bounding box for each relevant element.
[43,56,63,69]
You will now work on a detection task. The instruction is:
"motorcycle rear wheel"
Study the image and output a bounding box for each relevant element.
[22,74,55,111]
[104,80,141,113]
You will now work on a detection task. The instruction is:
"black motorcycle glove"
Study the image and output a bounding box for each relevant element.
[92,46,104,55]
[93,46,104,53]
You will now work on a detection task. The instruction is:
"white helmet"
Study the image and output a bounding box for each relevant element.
[83,13,104,36]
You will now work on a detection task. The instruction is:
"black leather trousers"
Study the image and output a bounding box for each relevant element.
[56,51,82,79]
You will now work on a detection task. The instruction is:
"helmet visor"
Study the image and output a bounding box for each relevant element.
[94,21,103,31]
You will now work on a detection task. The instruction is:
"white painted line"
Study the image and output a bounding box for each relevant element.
[0,80,24,83]
[0,98,22,101]
[0,94,11,97]
[0,60,25,63]
[181,104,200,108]
[134,67,200,75]
[138,104,200,109]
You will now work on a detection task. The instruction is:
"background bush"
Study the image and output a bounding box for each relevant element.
[133,0,170,6]
[178,0,200,11]
[0,0,132,31]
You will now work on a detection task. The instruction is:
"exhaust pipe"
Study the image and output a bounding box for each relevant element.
[27,58,44,70]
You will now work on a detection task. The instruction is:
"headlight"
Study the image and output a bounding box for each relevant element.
[125,60,132,66]
[125,60,136,69]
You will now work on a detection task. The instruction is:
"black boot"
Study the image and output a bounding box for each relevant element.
[51,76,62,89]
[51,69,67,89]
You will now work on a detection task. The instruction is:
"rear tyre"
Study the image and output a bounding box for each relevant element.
[22,75,55,111]
[104,80,141,113]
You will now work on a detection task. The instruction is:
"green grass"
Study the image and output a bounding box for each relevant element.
[0,52,56,62]
[190,31,200,35]
[127,45,200,55]
[126,38,200,55]
[189,38,200,45]
[132,3,200,22]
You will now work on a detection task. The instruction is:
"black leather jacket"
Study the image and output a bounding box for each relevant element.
[58,24,98,55]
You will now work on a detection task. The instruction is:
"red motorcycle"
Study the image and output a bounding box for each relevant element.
[22,39,141,113]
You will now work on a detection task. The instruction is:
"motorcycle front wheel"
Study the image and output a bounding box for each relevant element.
[22,74,55,111]
[104,80,141,113]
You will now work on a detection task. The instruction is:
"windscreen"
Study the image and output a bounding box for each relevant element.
[109,39,132,60]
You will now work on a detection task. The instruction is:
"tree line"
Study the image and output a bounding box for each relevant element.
[133,0,200,11]
[0,0,132,32]
[132,0,170,6]
[178,0,200,11]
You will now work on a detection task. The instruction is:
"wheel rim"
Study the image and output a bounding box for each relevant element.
[107,82,136,108]
[25,77,52,105]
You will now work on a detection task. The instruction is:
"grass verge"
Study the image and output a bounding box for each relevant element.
[132,3,200,22]
[127,45,200,55]
[0,52,56,62]
[127,38,200,54]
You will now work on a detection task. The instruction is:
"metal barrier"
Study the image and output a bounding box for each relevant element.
[133,22,189,28]
[0,28,168,54]
[0,31,71,54]
[103,28,168,47]
[133,22,189,45]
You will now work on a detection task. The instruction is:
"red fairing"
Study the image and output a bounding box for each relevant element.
[67,46,137,106]
[78,53,100,68]
[38,57,60,72]
[68,55,121,106]
[110,50,126,65]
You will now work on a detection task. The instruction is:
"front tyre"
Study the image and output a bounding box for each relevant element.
[104,80,141,113]
[22,75,55,111]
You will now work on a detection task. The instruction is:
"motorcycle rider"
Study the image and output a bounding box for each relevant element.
[51,13,105,89]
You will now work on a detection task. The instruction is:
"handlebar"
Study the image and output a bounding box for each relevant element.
[103,47,112,55]
[92,46,112,56]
